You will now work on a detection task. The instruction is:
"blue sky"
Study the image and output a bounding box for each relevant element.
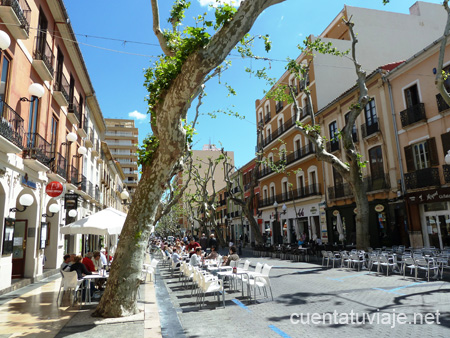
[63,0,443,168]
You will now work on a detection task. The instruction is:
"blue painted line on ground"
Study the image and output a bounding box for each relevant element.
[372,281,425,296]
[232,299,251,312]
[268,325,292,338]
[327,272,369,282]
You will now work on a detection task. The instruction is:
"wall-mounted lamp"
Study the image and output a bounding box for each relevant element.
[20,83,45,102]
[120,190,131,205]
[68,209,77,218]
[445,150,450,165]
[42,204,61,218]
[10,194,34,213]
[282,203,287,215]
[0,30,11,51]
[62,132,77,146]
[73,146,87,158]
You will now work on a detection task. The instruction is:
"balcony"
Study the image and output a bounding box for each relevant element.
[50,152,66,181]
[328,183,353,200]
[326,140,340,153]
[95,185,100,201]
[436,93,450,113]
[444,165,450,184]
[285,143,315,166]
[0,100,24,153]
[87,181,93,197]
[0,0,30,40]
[405,167,440,190]
[275,101,284,113]
[23,133,53,171]
[85,127,94,148]
[258,184,322,208]
[300,105,311,120]
[260,117,296,149]
[67,96,80,125]
[53,72,69,107]
[69,165,78,184]
[264,112,271,123]
[77,113,88,138]
[361,121,379,138]
[78,174,87,193]
[400,103,426,128]
[92,139,99,156]
[366,175,390,191]
[32,36,54,81]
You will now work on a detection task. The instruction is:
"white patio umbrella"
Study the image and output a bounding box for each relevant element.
[336,213,345,242]
[60,207,127,236]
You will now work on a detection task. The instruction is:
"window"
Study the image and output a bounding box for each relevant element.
[50,115,58,156]
[295,138,301,157]
[344,112,357,141]
[37,10,48,56]
[56,47,63,87]
[282,181,288,199]
[404,138,439,172]
[278,117,284,133]
[270,186,275,198]
[364,99,377,127]
[0,54,10,103]
[333,167,343,187]
[369,146,384,178]
[267,128,272,142]
[329,121,338,143]
[404,84,420,108]
[69,74,75,103]
[28,97,40,145]
[297,175,305,196]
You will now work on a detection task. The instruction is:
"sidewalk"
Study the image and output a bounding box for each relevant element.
[0,264,162,337]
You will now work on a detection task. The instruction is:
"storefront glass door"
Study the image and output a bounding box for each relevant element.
[425,214,450,250]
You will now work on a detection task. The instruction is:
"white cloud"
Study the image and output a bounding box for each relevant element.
[198,0,242,8]
[128,110,147,120]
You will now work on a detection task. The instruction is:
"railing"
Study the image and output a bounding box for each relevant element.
[0,100,24,149]
[300,105,311,120]
[399,103,426,128]
[285,143,315,166]
[258,184,322,208]
[94,139,100,153]
[361,120,379,138]
[23,132,52,165]
[70,165,78,185]
[53,71,69,102]
[260,116,296,148]
[436,93,450,113]
[87,181,93,197]
[276,101,284,113]
[34,36,54,76]
[1,0,31,35]
[366,175,390,191]
[264,112,271,123]
[405,167,440,190]
[326,140,340,153]
[79,174,87,192]
[79,113,88,134]
[444,165,450,183]
[95,186,100,201]
[328,183,353,200]
[55,152,66,179]
[352,130,358,143]
[88,127,94,143]
[68,96,80,121]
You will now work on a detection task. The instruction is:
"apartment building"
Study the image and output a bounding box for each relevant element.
[104,118,139,197]
[254,1,447,246]
[241,158,260,244]
[227,169,243,243]
[384,37,450,249]
[0,0,127,292]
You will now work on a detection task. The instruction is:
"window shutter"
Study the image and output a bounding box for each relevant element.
[441,132,450,156]
[404,145,415,172]
[427,138,439,166]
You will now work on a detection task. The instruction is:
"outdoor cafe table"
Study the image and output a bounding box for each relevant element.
[83,272,109,303]
[216,267,260,299]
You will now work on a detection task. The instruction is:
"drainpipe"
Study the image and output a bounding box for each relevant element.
[385,78,406,195]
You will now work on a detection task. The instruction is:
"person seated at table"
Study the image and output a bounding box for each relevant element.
[223,246,239,266]
[187,237,201,257]
[189,247,203,267]
[60,254,72,272]
[70,255,93,280]
[82,252,96,272]
[92,251,102,272]
[205,246,218,260]
[172,246,182,268]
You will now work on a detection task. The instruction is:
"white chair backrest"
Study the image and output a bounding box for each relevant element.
[151,259,159,268]
[230,260,239,268]
[261,264,272,277]
[255,262,263,274]
[61,270,79,288]
[405,257,415,265]
[243,260,251,271]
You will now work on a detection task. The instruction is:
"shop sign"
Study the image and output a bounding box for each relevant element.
[310,206,317,214]
[21,175,36,189]
[407,188,450,205]
[353,208,358,214]
[374,204,385,212]
[46,181,64,198]
[332,210,340,216]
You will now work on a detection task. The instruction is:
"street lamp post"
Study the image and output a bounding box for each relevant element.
[273,201,280,245]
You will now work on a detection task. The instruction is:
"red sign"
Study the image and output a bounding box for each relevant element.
[46,181,64,198]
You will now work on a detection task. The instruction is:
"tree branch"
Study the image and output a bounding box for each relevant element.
[150,0,175,57]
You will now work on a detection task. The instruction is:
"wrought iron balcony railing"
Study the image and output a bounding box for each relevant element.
[361,120,379,138]
[399,103,426,128]
[326,140,340,153]
[34,36,54,76]
[0,100,24,149]
[258,184,322,208]
[1,0,31,35]
[87,181,93,197]
[79,174,87,192]
[264,112,271,123]
[53,71,69,102]
[23,132,53,165]
[55,152,66,179]
[436,93,450,113]
[275,101,284,113]
[405,167,440,190]
[68,95,80,121]
[70,165,78,185]
[444,165,450,183]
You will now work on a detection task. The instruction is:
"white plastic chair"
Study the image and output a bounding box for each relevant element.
[57,270,83,305]
[198,272,225,308]
[402,257,418,280]
[246,264,273,303]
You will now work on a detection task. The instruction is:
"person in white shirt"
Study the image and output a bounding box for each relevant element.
[189,247,202,267]
[100,250,107,266]
[60,254,71,271]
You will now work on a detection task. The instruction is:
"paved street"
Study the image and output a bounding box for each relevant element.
[156,254,450,338]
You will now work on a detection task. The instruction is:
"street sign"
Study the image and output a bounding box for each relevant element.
[46,181,64,198]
